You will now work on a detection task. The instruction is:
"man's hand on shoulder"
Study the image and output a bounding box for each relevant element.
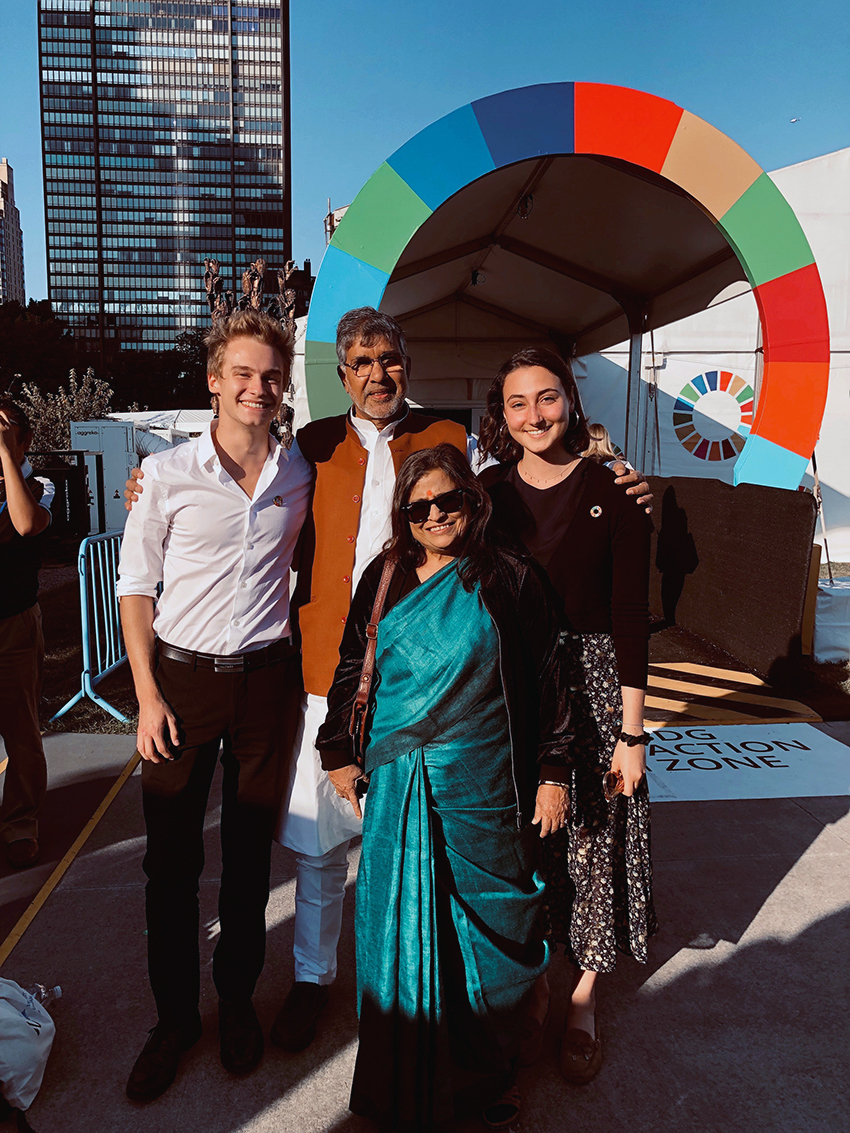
[125,466,144,511]
[611,461,652,514]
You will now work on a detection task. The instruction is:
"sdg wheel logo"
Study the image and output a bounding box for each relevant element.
[673,370,754,461]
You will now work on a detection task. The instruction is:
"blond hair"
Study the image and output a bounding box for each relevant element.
[583,422,620,464]
[205,309,295,379]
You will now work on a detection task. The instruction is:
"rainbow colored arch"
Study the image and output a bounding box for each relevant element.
[305,82,830,490]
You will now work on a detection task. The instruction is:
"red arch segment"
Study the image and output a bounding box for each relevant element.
[574,83,684,171]
[754,263,831,365]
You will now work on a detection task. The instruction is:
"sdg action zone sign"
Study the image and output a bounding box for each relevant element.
[646,724,850,802]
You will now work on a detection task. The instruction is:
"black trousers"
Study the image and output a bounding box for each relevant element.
[140,648,301,1028]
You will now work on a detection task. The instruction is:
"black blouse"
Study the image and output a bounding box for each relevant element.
[481,458,652,690]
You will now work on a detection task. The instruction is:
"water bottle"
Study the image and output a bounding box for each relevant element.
[24,984,62,1009]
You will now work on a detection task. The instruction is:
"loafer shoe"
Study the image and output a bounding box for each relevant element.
[126,1017,202,1102]
[219,999,264,1075]
[270,982,329,1052]
[560,1022,602,1085]
[7,839,39,869]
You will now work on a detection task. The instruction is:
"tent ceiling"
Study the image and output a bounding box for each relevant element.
[380,154,747,382]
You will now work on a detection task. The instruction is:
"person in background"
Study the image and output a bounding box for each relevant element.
[583,421,632,469]
[117,310,310,1102]
[0,398,54,870]
[479,348,656,1085]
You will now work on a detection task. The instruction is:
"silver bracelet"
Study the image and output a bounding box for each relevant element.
[539,780,568,788]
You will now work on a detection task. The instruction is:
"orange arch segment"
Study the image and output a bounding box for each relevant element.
[574,83,684,171]
[750,361,831,457]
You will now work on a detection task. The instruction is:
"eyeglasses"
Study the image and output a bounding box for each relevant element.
[401,488,467,525]
[342,352,406,380]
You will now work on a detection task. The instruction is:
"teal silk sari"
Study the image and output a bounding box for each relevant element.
[351,562,548,1131]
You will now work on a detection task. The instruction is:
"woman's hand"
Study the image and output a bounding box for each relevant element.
[609,740,646,797]
[328,764,366,820]
[531,783,569,838]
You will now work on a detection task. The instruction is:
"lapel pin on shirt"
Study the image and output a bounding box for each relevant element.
[590,505,602,518]
[274,496,283,507]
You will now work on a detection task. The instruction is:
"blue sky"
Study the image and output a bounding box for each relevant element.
[2,0,848,300]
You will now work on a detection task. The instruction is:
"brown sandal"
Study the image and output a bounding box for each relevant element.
[482,1083,521,1129]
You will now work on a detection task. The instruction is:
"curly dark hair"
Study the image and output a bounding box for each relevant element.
[478,348,589,464]
[384,444,504,590]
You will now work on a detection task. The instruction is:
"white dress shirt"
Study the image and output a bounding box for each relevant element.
[117,424,311,655]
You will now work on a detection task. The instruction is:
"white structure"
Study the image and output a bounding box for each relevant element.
[578,147,850,562]
[0,159,25,305]
[109,409,216,455]
[70,420,137,534]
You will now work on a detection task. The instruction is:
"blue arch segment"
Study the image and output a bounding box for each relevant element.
[733,434,808,490]
[305,245,390,345]
[472,82,574,167]
[387,104,496,213]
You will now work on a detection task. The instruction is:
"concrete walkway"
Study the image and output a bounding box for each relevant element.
[0,732,848,1132]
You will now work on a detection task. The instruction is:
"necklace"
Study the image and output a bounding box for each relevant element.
[518,459,577,487]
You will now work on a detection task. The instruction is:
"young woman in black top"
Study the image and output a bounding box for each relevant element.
[479,348,656,1084]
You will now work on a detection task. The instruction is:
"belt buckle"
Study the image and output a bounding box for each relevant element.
[214,656,245,674]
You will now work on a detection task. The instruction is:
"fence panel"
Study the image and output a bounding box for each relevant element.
[50,532,129,724]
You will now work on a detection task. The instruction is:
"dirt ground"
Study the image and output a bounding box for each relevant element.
[38,559,137,736]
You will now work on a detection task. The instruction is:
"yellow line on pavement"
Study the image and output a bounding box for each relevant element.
[0,758,7,776]
[0,751,141,970]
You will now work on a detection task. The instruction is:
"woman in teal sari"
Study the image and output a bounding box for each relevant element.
[317,444,579,1131]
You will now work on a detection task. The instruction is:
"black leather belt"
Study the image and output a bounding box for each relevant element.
[157,637,295,674]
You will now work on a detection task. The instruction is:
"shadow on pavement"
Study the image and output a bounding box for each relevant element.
[4,761,846,1132]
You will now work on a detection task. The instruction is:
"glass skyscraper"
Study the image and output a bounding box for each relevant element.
[38,0,290,352]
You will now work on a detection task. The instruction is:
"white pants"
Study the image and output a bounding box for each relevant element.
[277,693,363,984]
[293,841,350,984]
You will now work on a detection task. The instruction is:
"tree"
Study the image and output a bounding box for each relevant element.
[17,368,116,453]
[0,300,94,394]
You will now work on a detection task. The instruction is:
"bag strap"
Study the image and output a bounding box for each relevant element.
[349,557,397,745]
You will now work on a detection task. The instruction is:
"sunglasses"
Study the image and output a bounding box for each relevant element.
[401,488,467,525]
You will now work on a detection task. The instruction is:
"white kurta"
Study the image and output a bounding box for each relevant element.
[275,412,399,854]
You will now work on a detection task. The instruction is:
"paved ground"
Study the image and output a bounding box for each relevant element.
[0,727,848,1132]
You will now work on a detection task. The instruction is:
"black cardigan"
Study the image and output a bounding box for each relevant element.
[316,551,578,828]
[480,459,652,689]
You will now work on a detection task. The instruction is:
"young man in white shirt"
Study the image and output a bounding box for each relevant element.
[0,399,55,870]
[117,310,311,1102]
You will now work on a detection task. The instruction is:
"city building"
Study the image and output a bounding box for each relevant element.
[38,0,291,353]
[0,159,26,305]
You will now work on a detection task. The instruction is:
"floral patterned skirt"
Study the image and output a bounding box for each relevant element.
[542,633,657,973]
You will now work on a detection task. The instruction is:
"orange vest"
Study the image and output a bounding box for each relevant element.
[295,412,468,696]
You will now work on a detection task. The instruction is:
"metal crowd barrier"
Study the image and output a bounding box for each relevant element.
[51,531,129,724]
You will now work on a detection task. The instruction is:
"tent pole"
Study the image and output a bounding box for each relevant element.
[624,304,645,467]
